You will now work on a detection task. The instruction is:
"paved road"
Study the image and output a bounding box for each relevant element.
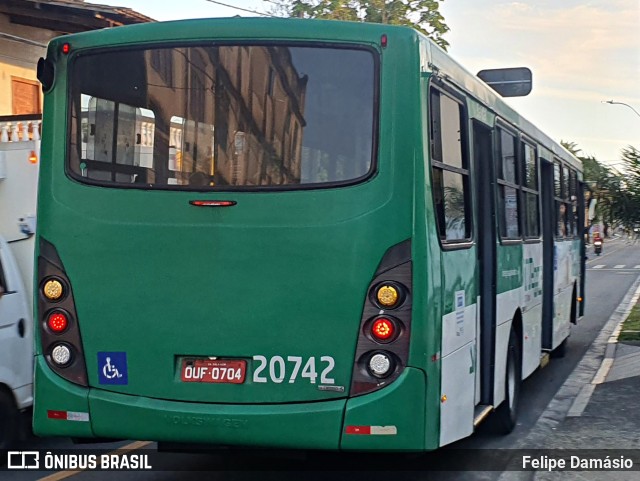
[5,239,640,480]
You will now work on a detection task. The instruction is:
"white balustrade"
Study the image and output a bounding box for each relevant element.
[143,122,154,147]
[141,123,148,146]
[0,119,42,143]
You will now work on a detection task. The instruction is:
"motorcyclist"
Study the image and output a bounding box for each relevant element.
[593,233,603,255]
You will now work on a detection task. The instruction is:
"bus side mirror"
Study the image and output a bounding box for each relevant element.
[37,57,55,92]
[477,67,532,97]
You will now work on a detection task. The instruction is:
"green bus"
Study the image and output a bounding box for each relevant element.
[33,18,585,451]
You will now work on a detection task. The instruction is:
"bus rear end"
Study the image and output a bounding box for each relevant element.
[33,19,429,451]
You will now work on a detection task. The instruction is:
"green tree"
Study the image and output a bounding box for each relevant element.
[561,140,625,236]
[282,0,450,50]
[621,145,640,228]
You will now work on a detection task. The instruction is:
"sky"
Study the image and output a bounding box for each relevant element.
[90,0,640,165]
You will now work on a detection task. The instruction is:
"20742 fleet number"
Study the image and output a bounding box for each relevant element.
[252,355,336,385]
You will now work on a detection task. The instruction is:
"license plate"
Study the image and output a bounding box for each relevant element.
[181,359,246,384]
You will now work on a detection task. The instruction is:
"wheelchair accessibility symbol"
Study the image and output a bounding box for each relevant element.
[98,352,128,385]
[103,357,122,379]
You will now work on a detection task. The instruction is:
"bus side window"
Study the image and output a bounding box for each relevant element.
[496,127,520,239]
[563,164,573,236]
[554,160,566,238]
[522,141,540,239]
[569,168,578,237]
[429,88,471,243]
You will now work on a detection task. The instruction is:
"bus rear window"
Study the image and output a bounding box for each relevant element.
[68,45,376,189]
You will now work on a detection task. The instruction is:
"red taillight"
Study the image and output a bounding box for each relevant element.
[189,200,237,207]
[39,238,89,386]
[47,311,68,333]
[372,318,395,341]
[350,241,411,397]
[62,43,71,55]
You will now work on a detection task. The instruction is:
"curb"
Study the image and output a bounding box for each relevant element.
[514,273,640,449]
[567,277,640,417]
[496,275,640,481]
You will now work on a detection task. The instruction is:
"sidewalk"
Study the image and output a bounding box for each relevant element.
[533,341,640,480]
[530,278,640,480]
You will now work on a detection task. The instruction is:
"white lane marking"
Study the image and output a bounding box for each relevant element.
[593,265,605,269]
[635,265,640,269]
[614,265,625,269]
[591,358,615,385]
[567,384,596,417]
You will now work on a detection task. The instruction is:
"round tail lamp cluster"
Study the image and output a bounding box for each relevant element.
[376,284,399,307]
[368,352,394,378]
[371,317,396,342]
[47,311,69,333]
[43,278,64,301]
[374,282,407,310]
[51,344,72,366]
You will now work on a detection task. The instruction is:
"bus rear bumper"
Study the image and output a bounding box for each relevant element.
[33,356,345,448]
[89,389,345,449]
[33,356,426,450]
[32,356,94,438]
[341,367,426,451]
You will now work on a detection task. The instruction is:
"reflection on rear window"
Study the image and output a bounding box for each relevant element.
[69,45,376,189]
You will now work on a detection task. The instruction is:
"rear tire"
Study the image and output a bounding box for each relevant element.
[551,338,568,358]
[0,389,19,450]
[495,329,521,434]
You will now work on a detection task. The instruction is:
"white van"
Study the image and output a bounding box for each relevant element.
[0,140,39,448]
[0,235,33,448]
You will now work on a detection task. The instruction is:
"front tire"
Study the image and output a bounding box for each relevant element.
[495,329,521,434]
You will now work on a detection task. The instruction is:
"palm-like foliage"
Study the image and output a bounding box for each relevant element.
[563,141,640,235]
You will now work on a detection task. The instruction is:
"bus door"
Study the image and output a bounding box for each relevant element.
[540,159,554,349]
[472,121,496,406]
[577,181,586,317]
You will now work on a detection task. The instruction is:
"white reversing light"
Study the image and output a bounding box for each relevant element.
[369,353,392,377]
[51,344,72,366]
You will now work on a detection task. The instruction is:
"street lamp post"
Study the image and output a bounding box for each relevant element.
[602,100,640,119]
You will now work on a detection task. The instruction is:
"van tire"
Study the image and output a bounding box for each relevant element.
[495,328,521,434]
[0,389,19,449]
